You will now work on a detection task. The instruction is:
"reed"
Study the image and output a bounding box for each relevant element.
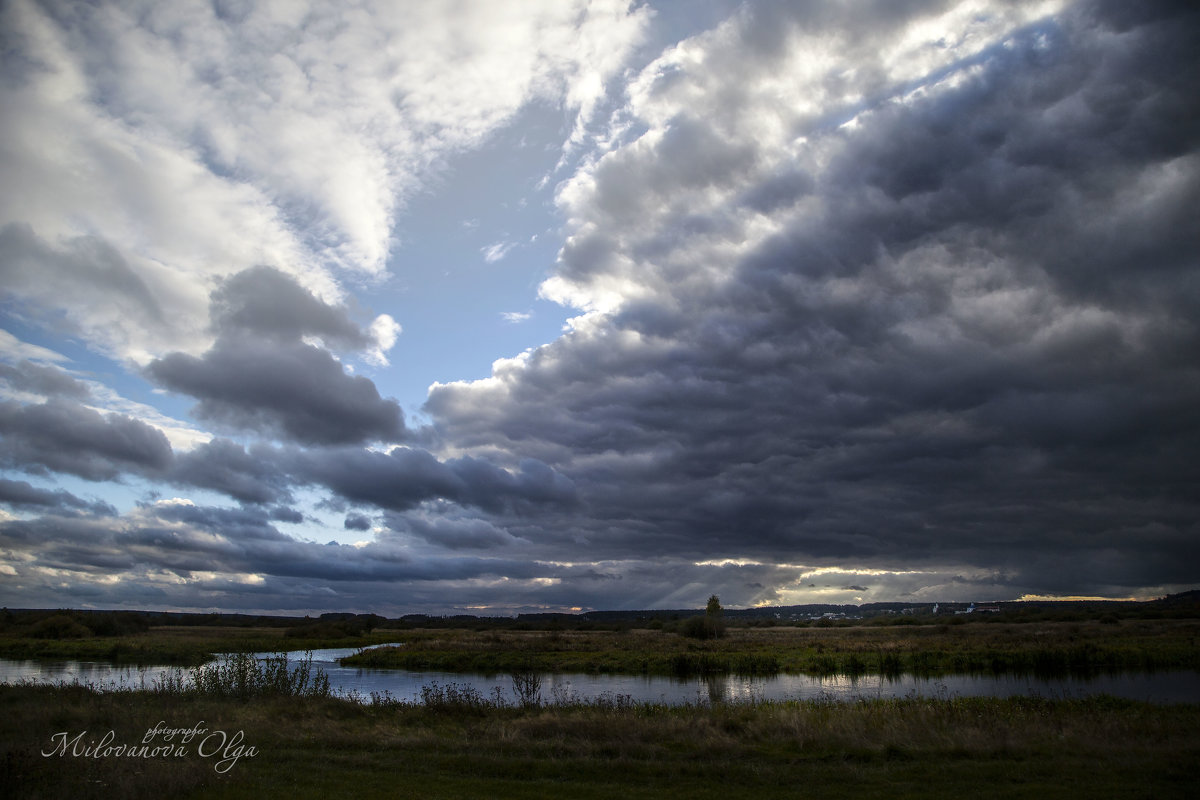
[153,651,333,700]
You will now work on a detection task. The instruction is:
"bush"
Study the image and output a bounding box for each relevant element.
[682,595,727,639]
[511,667,543,707]
[28,614,93,639]
[681,615,723,640]
[419,682,499,712]
[81,611,151,636]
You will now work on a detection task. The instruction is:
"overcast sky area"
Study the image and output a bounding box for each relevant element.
[1,0,1198,616]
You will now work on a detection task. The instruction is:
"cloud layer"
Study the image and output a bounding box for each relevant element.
[426,0,1200,605]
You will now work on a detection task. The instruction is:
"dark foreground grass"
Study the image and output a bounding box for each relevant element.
[3,682,1198,799]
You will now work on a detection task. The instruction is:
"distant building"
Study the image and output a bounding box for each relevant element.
[953,603,1001,615]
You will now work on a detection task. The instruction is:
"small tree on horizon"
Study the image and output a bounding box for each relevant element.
[682,594,727,639]
[704,594,726,638]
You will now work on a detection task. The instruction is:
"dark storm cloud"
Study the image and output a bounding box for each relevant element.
[268,505,304,524]
[0,387,573,535]
[424,1,1200,604]
[162,433,578,527]
[0,399,173,480]
[168,437,293,505]
[0,502,548,596]
[344,512,372,531]
[284,446,577,515]
[0,478,116,515]
[0,359,91,399]
[146,501,295,542]
[395,514,520,550]
[147,267,405,445]
[208,266,371,349]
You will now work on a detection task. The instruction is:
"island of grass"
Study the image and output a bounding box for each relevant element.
[340,619,1200,677]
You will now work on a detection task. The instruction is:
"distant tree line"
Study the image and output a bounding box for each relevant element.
[2,591,1197,640]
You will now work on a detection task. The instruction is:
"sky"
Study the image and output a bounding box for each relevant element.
[1,0,1198,616]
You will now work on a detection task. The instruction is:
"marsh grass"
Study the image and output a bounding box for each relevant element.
[342,619,1200,678]
[6,618,1197,679]
[0,625,407,666]
[151,651,332,700]
[2,681,1198,799]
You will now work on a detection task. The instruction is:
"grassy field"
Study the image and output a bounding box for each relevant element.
[2,681,1198,799]
[0,625,406,666]
[341,619,1200,677]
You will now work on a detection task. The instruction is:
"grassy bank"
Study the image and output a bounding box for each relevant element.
[0,625,406,666]
[1,681,1197,799]
[341,619,1200,677]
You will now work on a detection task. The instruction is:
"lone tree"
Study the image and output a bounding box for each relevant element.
[706,594,726,638]
[684,594,726,639]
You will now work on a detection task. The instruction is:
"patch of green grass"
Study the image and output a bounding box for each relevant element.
[341,620,1200,677]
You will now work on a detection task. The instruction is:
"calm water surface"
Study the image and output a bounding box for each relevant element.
[3,645,1198,705]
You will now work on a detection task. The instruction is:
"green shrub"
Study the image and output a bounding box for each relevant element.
[28,614,92,639]
[681,615,724,640]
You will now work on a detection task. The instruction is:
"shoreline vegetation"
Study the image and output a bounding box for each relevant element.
[2,604,1197,679]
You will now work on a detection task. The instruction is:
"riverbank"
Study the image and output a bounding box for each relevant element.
[341,619,1200,676]
[0,625,406,666]
[2,682,1198,799]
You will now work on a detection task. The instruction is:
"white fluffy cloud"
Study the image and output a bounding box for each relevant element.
[0,0,651,363]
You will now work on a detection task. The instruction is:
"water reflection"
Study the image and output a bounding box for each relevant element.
[704,674,725,704]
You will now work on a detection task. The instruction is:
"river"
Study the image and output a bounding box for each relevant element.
[3,646,1198,705]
